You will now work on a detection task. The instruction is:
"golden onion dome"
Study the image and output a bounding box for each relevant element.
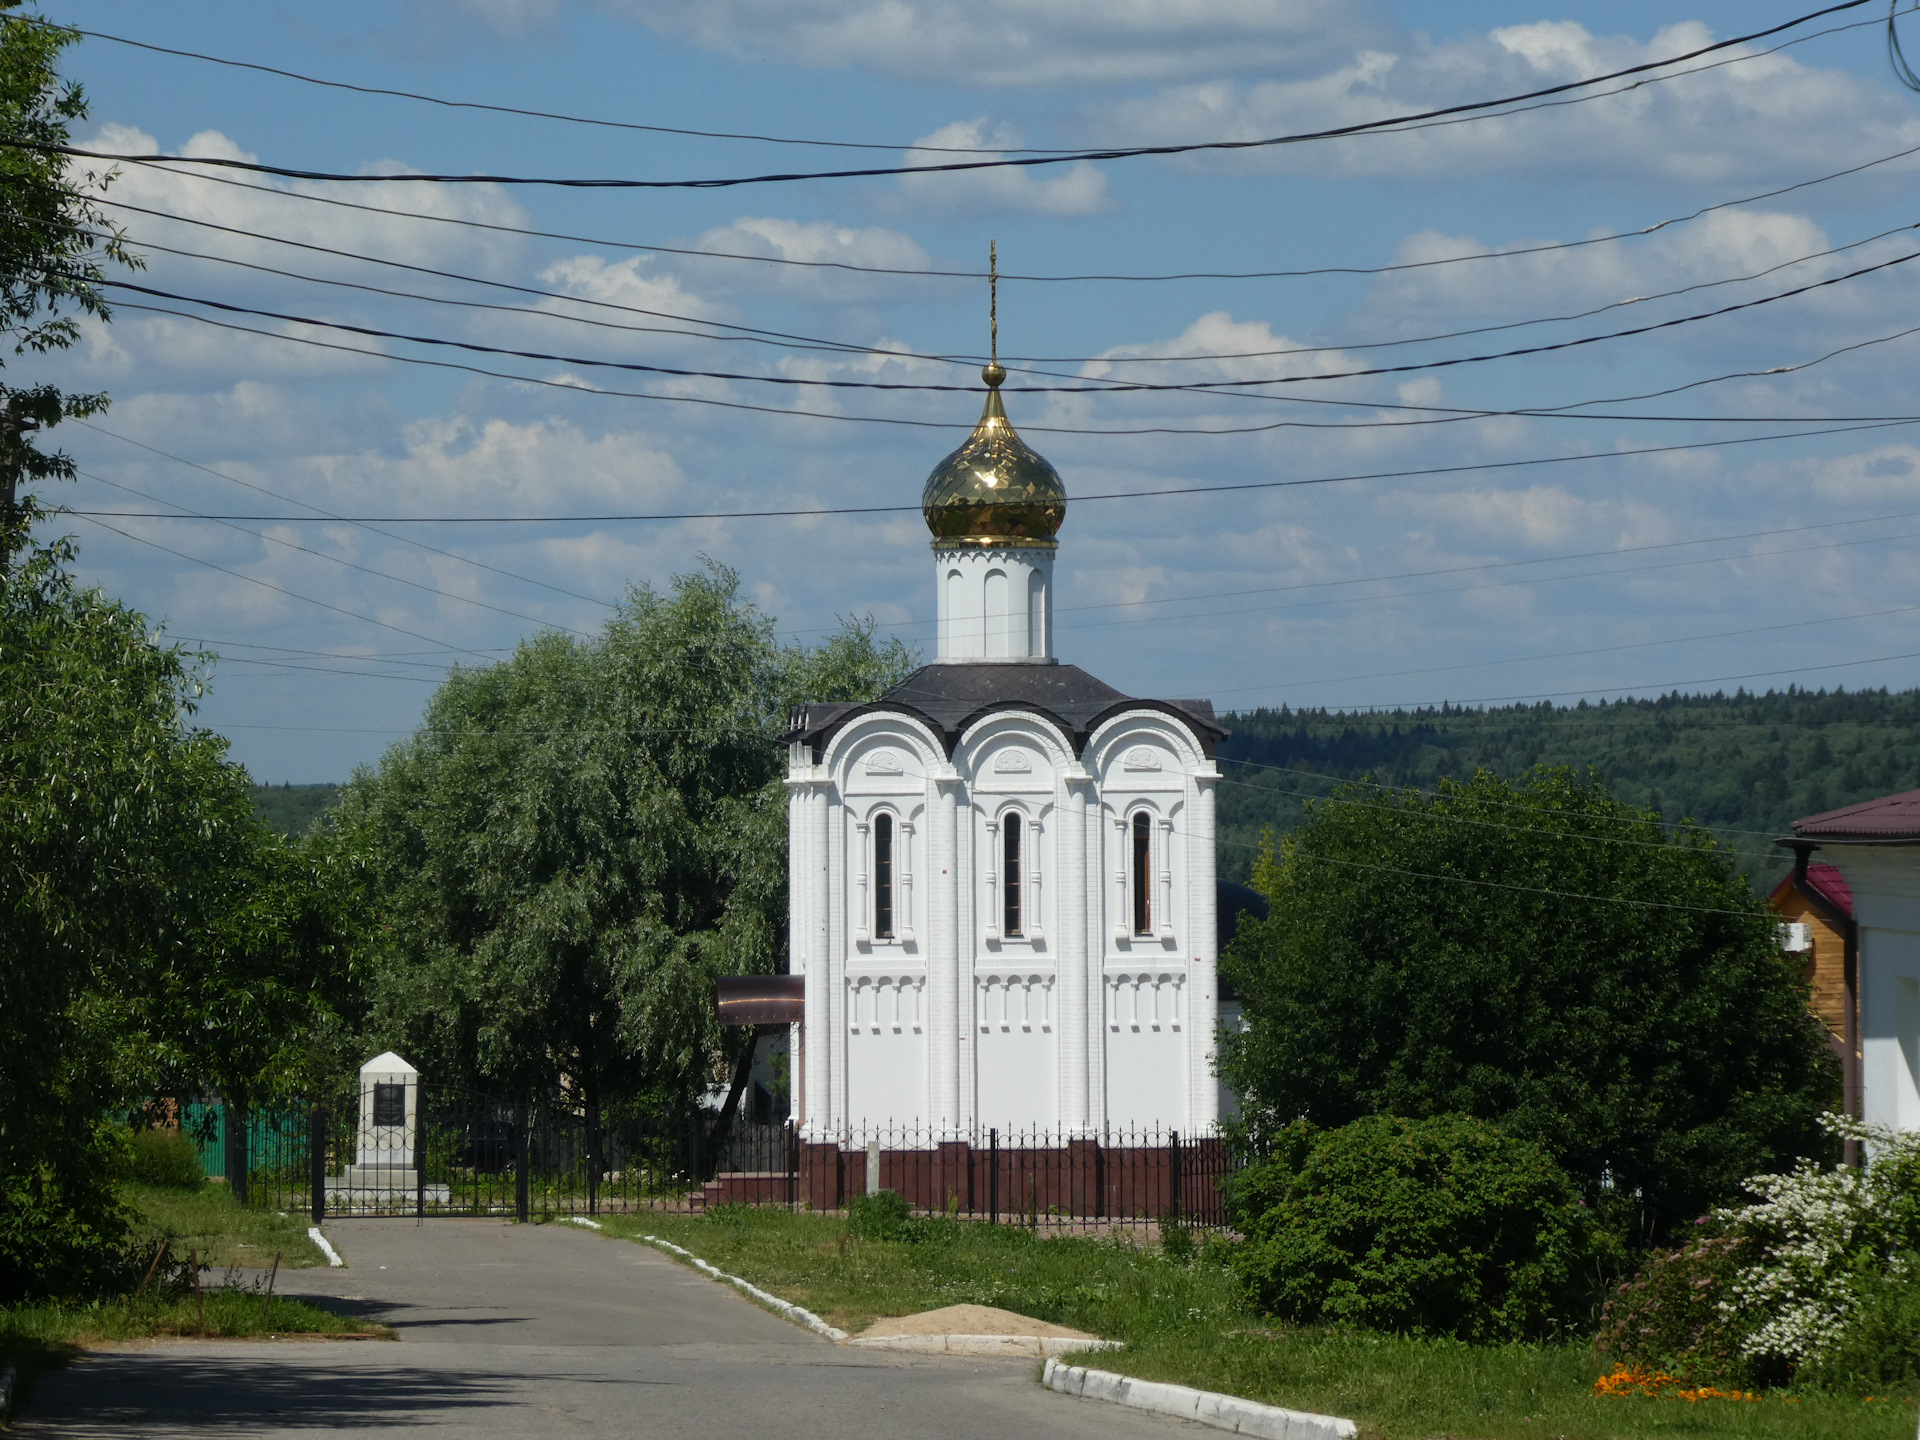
[921,362,1066,548]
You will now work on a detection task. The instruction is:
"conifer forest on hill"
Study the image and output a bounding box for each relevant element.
[251,687,1920,895]
[1214,687,1920,891]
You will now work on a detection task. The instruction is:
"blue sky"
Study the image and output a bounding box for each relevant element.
[33,1,1920,780]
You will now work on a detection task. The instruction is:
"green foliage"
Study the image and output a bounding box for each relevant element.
[249,782,341,837]
[1160,1216,1194,1263]
[1793,1253,1920,1394]
[625,1209,1908,1440]
[1227,1114,1600,1343]
[0,5,141,547]
[125,1130,203,1190]
[1221,767,1838,1248]
[337,561,915,1109]
[1595,1227,1754,1383]
[1,537,363,1299]
[1602,1121,1920,1394]
[1217,689,1920,891]
[846,1189,918,1241]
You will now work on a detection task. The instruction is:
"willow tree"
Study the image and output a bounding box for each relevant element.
[337,563,914,1120]
[0,6,139,562]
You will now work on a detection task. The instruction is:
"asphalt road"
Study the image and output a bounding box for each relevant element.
[15,1217,1194,1437]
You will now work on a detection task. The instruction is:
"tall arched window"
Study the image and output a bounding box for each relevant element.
[1003,812,1023,938]
[874,813,895,940]
[1131,811,1152,936]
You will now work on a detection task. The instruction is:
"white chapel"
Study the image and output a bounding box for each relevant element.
[783,356,1233,1145]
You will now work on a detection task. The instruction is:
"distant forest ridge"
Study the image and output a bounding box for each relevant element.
[250,687,1920,893]
[1216,686,1920,892]
[250,782,341,838]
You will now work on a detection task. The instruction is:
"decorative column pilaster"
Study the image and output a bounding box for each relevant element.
[1059,768,1092,1136]
[794,776,832,1140]
[1088,793,1109,1134]
[1189,769,1220,1130]
[827,784,847,1136]
[928,768,964,1139]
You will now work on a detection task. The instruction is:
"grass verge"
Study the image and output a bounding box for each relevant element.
[602,1206,1918,1440]
[124,1181,325,1270]
[0,1289,388,1420]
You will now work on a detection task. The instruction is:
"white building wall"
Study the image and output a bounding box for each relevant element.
[797,706,1219,1143]
[1835,847,1920,1136]
[935,547,1055,663]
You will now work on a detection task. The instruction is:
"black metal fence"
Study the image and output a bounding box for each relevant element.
[199,1084,798,1222]
[192,1091,1237,1233]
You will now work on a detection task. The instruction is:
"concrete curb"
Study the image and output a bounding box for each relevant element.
[850,1333,1123,1358]
[1042,1357,1358,1440]
[307,1227,345,1268]
[637,1235,850,1342]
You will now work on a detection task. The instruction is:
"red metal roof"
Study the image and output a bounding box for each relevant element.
[1769,862,1853,917]
[1794,788,1920,841]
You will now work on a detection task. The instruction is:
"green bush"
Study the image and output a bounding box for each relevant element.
[126,1129,204,1189]
[1595,1225,1757,1384]
[847,1189,918,1242]
[1227,1113,1602,1342]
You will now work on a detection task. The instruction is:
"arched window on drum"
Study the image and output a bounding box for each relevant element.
[874,813,895,940]
[1002,812,1023,938]
[1131,811,1152,937]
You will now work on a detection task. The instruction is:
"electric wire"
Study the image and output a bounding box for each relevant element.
[76,469,599,638]
[93,239,1920,403]
[69,514,495,658]
[108,136,1920,286]
[74,420,617,610]
[27,1,1881,190]
[65,26,1062,153]
[94,200,1920,379]
[68,414,1920,522]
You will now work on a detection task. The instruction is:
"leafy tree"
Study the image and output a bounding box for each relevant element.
[1219,767,1838,1249]
[336,562,915,1124]
[0,7,139,559]
[1,535,357,1298]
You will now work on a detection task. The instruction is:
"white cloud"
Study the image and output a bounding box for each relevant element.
[895,121,1108,218]
[87,123,532,291]
[677,218,934,298]
[589,0,1389,88]
[1379,485,1671,549]
[1090,21,1920,186]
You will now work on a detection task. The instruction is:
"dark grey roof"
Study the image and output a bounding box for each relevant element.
[784,662,1224,760]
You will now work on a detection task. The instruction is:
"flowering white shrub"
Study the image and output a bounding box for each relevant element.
[1716,1115,1920,1371]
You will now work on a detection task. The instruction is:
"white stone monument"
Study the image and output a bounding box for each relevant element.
[344,1050,419,1191]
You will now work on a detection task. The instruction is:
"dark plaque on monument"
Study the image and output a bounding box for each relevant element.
[372,1081,406,1128]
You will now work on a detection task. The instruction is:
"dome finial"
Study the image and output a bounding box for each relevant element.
[922,240,1066,549]
[982,239,1006,389]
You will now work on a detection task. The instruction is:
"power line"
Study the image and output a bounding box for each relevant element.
[76,469,599,637]
[28,2,1880,190]
[1221,601,1920,694]
[1282,851,1758,918]
[1211,647,1920,715]
[1213,773,1773,858]
[111,136,1920,285]
[67,27,1067,154]
[95,241,1920,402]
[69,515,494,658]
[74,420,617,610]
[97,202,1920,378]
[64,416,1920,523]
